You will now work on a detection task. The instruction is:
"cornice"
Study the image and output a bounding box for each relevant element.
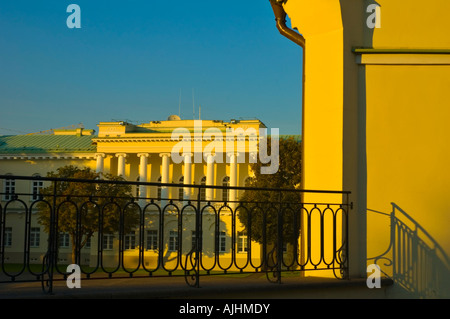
[92,136,260,144]
[0,153,96,160]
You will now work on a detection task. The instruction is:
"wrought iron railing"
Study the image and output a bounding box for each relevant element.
[0,175,350,294]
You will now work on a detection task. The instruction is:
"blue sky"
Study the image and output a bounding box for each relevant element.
[0,1,303,136]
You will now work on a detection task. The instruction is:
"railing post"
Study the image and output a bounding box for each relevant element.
[194,185,202,288]
[0,192,4,276]
[75,200,81,267]
[277,190,283,284]
[344,192,350,279]
[43,180,57,294]
[262,205,267,272]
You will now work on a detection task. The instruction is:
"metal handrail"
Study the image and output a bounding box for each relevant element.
[0,175,350,294]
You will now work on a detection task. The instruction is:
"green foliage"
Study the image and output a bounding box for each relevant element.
[37,165,139,261]
[237,137,302,245]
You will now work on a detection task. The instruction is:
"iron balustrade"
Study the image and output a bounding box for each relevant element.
[0,175,350,294]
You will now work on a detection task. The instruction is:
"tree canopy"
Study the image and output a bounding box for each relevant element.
[37,165,139,263]
[237,136,302,246]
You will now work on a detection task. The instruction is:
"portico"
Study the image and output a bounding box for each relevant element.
[91,116,266,206]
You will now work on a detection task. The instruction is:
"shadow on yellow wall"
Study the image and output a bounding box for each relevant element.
[368,203,450,298]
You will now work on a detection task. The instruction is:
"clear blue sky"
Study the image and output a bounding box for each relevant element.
[0,1,303,136]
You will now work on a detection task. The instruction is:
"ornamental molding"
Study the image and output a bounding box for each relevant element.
[92,136,260,143]
[0,154,96,160]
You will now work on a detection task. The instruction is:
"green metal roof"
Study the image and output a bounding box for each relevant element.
[0,135,97,154]
[0,133,300,155]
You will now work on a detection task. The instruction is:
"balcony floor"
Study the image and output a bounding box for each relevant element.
[0,272,393,300]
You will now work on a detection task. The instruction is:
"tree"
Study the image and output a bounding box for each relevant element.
[37,165,139,264]
[237,137,302,255]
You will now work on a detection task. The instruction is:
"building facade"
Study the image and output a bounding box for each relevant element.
[0,116,272,271]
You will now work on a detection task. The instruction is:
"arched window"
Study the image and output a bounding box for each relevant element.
[200,176,206,202]
[178,176,184,201]
[222,176,230,202]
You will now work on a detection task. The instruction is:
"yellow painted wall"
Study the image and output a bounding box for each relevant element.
[365,65,450,262]
[283,0,365,278]
[370,0,450,49]
[283,0,450,294]
[363,0,450,297]
[284,0,344,194]
[0,158,96,179]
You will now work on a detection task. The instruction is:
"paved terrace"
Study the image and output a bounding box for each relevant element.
[0,273,393,299]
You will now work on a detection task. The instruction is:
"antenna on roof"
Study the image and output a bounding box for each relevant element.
[199,105,201,120]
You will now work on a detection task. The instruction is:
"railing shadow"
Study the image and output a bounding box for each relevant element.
[368,202,450,298]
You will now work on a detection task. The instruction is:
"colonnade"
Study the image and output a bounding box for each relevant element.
[94,152,240,206]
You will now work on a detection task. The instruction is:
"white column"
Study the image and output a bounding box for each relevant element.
[138,153,149,205]
[227,152,238,209]
[206,153,215,201]
[116,153,127,177]
[183,153,193,201]
[95,153,106,174]
[160,153,171,205]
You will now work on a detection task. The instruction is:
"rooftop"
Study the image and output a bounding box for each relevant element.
[96,117,267,138]
[0,134,97,155]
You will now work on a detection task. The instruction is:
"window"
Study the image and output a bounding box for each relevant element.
[31,175,43,201]
[3,176,15,201]
[84,236,91,249]
[200,176,206,202]
[222,176,230,202]
[30,227,40,248]
[146,230,158,250]
[219,231,226,253]
[103,234,114,250]
[237,231,248,253]
[124,231,136,250]
[59,232,70,248]
[4,227,12,247]
[191,230,203,251]
[169,230,179,252]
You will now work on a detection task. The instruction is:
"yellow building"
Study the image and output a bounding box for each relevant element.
[90,116,266,270]
[0,128,98,265]
[272,0,450,298]
[0,116,273,272]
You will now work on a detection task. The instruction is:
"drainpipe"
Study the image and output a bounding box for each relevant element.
[269,0,305,48]
[269,0,305,189]
[269,0,307,271]
[269,0,306,178]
